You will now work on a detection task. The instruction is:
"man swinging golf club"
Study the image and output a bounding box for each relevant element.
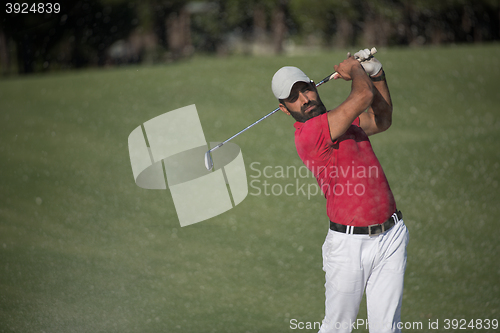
[272,50,409,333]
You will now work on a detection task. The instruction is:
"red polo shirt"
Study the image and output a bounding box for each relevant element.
[294,112,396,227]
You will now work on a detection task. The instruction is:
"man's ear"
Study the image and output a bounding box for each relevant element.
[279,103,290,115]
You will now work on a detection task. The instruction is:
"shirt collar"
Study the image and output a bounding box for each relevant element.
[294,121,304,130]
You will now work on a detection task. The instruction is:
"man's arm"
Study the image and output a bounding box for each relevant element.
[327,57,374,141]
[359,69,393,136]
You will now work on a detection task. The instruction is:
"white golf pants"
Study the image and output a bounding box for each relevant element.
[318,219,409,333]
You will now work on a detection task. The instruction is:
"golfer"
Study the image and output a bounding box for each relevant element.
[271,50,409,333]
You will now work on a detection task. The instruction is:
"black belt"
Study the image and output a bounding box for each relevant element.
[330,210,402,236]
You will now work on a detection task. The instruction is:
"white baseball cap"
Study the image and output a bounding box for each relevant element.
[272,66,311,100]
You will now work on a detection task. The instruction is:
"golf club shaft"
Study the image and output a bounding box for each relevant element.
[207,106,280,154]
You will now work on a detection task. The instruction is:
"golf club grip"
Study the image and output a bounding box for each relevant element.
[317,47,377,85]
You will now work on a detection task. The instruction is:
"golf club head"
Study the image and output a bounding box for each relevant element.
[204,151,213,170]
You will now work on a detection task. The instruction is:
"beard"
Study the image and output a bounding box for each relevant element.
[288,100,327,123]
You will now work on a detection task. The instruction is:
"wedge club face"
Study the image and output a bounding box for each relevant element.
[205,151,214,170]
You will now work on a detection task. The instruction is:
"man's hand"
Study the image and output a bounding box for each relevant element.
[354,48,382,77]
[333,57,365,81]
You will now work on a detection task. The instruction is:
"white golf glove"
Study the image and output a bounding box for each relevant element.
[354,48,382,77]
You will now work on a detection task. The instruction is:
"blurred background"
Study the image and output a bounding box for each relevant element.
[1,0,500,75]
[1,2,500,333]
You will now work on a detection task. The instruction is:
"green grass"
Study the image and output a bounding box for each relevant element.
[1,44,499,332]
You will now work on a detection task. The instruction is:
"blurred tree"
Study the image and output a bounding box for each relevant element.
[459,0,500,42]
[0,0,137,73]
[167,5,192,59]
[333,1,360,48]
[289,0,360,47]
[253,1,267,45]
[361,0,402,47]
[399,0,456,45]
[399,0,499,45]
[238,0,288,54]
[0,5,65,73]
[143,0,190,60]
[252,0,289,54]
[271,0,287,54]
[190,0,287,55]
[1,0,499,74]
[0,29,9,74]
[190,0,232,54]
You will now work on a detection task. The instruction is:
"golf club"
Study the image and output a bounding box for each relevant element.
[204,47,377,170]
